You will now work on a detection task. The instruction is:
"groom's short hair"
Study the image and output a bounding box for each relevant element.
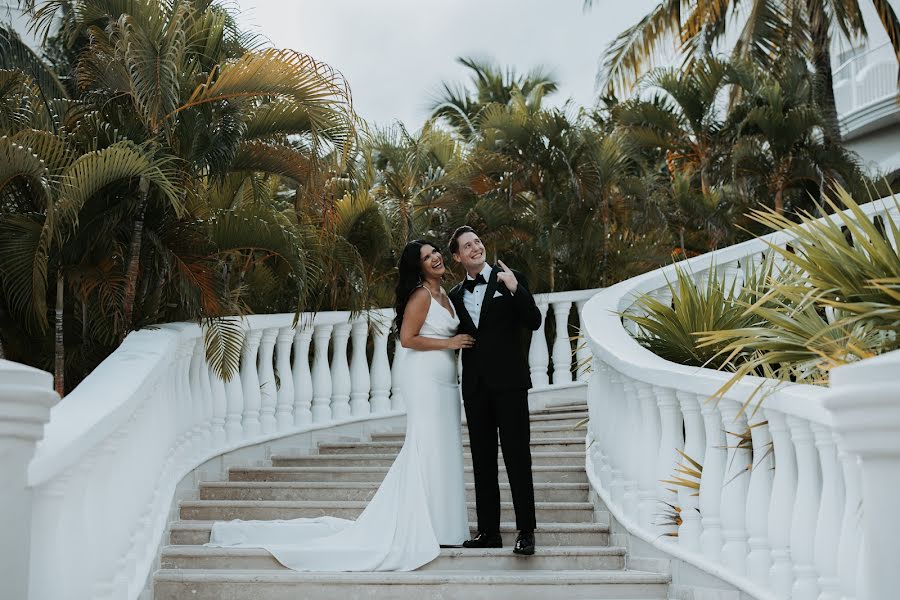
[449,226,477,255]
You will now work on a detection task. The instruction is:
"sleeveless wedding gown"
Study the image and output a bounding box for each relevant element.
[206,291,469,571]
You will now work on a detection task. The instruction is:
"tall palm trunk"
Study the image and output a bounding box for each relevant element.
[122,176,150,340]
[54,271,64,396]
[808,0,842,145]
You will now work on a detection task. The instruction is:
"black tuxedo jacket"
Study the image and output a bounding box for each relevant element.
[449,265,542,395]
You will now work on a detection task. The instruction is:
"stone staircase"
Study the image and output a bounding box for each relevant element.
[153,401,670,599]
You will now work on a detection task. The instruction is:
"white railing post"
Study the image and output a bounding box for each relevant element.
[274,327,295,431]
[788,416,822,600]
[812,424,843,600]
[390,337,406,411]
[223,350,245,442]
[257,328,278,434]
[836,450,862,600]
[291,324,313,425]
[719,400,750,575]
[574,300,592,381]
[636,382,661,530]
[349,320,371,417]
[0,360,58,600]
[676,390,704,552]
[825,351,900,600]
[766,409,797,598]
[369,319,392,414]
[239,329,263,436]
[699,399,725,562]
[207,363,227,447]
[655,386,683,539]
[621,378,640,523]
[311,324,333,422]
[745,411,773,588]
[607,371,625,506]
[590,359,612,488]
[190,338,213,451]
[550,300,573,384]
[329,323,353,419]
[528,299,550,387]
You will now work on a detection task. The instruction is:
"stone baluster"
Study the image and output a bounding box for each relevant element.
[825,354,900,600]
[329,323,352,420]
[745,410,773,587]
[676,390,705,552]
[812,424,843,600]
[274,327,295,430]
[369,319,392,413]
[550,300,574,384]
[222,343,245,442]
[349,320,371,416]
[291,324,313,425]
[189,339,212,451]
[574,299,592,382]
[207,363,227,447]
[591,360,612,488]
[766,409,797,598]
[390,337,406,411]
[239,329,263,436]
[621,378,640,522]
[607,371,625,504]
[699,398,726,562]
[310,324,333,422]
[0,360,59,600]
[528,300,550,387]
[173,341,194,453]
[719,400,750,575]
[655,387,683,538]
[257,328,278,434]
[788,416,822,600]
[836,451,862,600]
[636,382,661,529]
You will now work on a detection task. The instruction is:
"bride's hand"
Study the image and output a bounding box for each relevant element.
[446,334,475,350]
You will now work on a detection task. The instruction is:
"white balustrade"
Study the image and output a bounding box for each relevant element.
[349,321,371,416]
[528,300,550,387]
[291,324,313,425]
[240,329,263,435]
[275,327,295,430]
[311,324,333,422]
[369,319,392,413]
[329,323,353,419]
[258,328,278,434]
[580,197,898,600]
[550,300,574,384]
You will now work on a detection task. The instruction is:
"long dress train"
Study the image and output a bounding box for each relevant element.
[206,293,469,571]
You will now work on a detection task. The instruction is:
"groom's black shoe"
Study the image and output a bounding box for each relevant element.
[463,532,503,548]
[513,530,535,555]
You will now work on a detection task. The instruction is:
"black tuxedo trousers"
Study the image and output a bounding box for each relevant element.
[449,267,542,534]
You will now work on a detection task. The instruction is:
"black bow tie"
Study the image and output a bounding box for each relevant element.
[463,273,487,293]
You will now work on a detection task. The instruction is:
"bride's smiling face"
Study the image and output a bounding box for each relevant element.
[419,244,446,279]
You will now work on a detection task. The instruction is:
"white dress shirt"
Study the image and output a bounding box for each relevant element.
[463,263,493,329]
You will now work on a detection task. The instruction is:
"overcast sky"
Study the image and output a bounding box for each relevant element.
[232,0,658,130]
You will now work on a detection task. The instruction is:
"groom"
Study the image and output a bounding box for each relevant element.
[448,226,542,556]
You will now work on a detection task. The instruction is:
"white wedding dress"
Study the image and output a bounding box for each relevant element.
[206,290,469,571]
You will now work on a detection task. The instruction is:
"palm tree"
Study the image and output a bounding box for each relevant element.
[585,0,900,144]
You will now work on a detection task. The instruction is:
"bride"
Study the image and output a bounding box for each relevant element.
[207,240,475,571]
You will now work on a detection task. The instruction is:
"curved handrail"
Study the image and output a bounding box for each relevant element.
[580,196,900,600]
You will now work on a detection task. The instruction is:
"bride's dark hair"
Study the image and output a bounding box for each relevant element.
[394,239,438,333]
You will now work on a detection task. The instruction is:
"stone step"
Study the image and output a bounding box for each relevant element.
[228,465,589,484]
[371,423,585,442]
[532,403,588,413]
[153,569,670,600]
[160,545,626,572]
[270,451,585,468]
[179,500,594,523]
[168,521,610,547]
[525,410,588,424]
[316,438,584,455]
[199,481,590,503]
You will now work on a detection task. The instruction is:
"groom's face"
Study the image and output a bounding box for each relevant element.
[452,231,486,273]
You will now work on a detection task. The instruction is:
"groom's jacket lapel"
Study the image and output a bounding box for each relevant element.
[477,265,501,326]
[450,282,477,333]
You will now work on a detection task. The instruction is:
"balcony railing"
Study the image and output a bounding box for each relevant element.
[833,41,900,137]
[2,287,596,600]
[581,196,900,600]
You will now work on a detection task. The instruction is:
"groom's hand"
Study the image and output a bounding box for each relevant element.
[496,260,518,295]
